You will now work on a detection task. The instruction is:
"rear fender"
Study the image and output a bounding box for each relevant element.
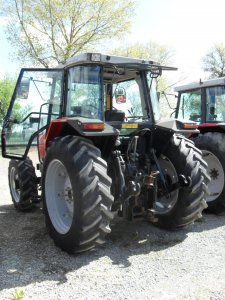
[155,118,199,135]
[153,118,199,154]
[38,118,67,160]
[40,117,119,160]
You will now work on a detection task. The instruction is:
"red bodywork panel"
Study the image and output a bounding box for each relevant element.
[198,123,223,129]
[38,118,68,160]
[188,122,225,139]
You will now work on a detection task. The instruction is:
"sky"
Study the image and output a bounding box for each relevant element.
[1,0,225,85]
[129,0,225,84]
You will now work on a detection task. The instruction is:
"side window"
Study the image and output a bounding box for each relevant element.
[177,89,202,122]
[206,86,225,121]
[50,79,63,116]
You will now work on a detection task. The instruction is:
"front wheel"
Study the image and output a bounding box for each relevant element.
[193,132,225,214]
[42,136,114,253]
[150,135,209,229]
[8,158,38,211]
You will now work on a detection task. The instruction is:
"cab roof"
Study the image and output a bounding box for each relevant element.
[59,52,177,73]
[174,77,225,92]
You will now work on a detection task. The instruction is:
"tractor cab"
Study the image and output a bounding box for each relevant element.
[1,53,177,160]
[175,77,225,124]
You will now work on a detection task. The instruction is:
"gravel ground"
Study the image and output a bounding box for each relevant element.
[1,151,225,300]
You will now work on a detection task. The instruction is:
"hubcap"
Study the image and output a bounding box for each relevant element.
[202,150,224,202]
[9,166,20,203]
[154,155,179,213]
[45,159,74,234]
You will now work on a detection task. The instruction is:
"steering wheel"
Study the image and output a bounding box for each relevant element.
[82,102,98,118]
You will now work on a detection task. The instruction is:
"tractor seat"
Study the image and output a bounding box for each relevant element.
[105,109,125,122]
[189,112,201,121]
[71,106,82,115]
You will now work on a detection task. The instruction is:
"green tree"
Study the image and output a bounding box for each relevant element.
[111,41,174,66]
[110,41,175,92]
[0,75,16,122]
[202,43,225,78]
[3,0,135,67]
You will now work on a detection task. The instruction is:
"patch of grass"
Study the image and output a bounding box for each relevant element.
[195,216,205,223]
[12,288,25,300]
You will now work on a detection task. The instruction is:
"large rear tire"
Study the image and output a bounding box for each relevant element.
[42,135,114,253]
[8,158,38,211]
[193,132,225,214]
[150,134,209,229]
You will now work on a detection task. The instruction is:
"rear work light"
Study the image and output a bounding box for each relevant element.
[83,123,105,131]
[90,53,101,62]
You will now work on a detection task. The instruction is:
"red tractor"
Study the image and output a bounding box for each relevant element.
[175,77,225,214]
[1,53,209,253]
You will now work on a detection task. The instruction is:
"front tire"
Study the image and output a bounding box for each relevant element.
[42,136,114,253]
[193,132,225,214]
[8,158,38,211]
[151,135,209,228]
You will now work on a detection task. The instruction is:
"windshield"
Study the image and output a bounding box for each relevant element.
[177,86,225,123]
[146,74,160,121]
[66,65,103,119]
[112,77,149,121]
[206,86,225,122]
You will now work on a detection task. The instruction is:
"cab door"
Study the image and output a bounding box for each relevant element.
[1,68,64,159]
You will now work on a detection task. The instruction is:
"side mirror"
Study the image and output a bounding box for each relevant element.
[115,87,126,104]
[17,78,30,99]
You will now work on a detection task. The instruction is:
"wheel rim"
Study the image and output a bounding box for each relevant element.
[202,150,224,202]
[9,166,20,203]
[154,155,179,213]
[45,159,74,234]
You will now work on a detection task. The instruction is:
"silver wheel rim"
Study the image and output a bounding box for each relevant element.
[45,159,74,234]
[9,166,20,203]
[202,150,224,202]
[154,155,179,213]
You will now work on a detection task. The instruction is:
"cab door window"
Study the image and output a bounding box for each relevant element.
[3,69,63,157]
